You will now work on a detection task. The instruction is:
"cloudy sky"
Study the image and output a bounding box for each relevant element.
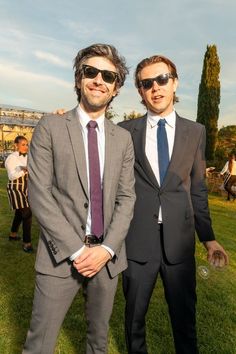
[0,0,235,127]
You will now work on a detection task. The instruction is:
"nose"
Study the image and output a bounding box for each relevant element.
[93,72,103,84]
[152,79,160,90]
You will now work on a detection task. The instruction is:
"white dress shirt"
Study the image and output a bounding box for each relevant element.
[145,110,176,222]
[70,105,114,261]
[5,151,27,180]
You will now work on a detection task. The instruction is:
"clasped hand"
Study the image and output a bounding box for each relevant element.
[73,246,111,278]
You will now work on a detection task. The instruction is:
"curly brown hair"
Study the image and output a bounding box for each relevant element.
[73,43,129,104]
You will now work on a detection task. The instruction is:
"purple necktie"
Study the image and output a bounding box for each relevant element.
[87,120,103,238]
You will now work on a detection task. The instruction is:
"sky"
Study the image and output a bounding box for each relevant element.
[0,0,235,127]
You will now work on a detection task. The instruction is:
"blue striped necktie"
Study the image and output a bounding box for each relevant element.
[157,119,169,185]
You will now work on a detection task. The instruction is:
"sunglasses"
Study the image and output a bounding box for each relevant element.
[82,64,118,84]
[139,73,175,90]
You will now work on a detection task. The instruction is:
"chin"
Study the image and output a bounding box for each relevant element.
[150,107,164,115]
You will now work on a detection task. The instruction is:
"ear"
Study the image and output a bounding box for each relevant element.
[112,86,119,97]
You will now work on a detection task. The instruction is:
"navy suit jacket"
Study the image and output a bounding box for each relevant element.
[119,113,215,264]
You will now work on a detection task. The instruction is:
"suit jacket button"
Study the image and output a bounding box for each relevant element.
[153,214,158,219]
[84,202,88,209]
[81,225,85,230]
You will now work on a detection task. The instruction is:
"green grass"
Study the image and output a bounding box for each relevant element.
[0,167,235,354]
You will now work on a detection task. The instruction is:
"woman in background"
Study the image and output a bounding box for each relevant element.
[5,136,33,252]
[220,152,236,201]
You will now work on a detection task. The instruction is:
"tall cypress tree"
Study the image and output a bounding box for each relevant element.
[196,45,220,160]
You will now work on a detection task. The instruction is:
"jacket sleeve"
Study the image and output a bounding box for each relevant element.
[191,126,215,242]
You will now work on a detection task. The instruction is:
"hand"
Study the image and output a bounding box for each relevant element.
[203,240,229,268]
[73,246,111,277]
[53,108,66,115]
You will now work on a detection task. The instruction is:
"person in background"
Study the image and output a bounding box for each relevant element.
[119,54,229,354]
[22,43,135,354]
[5,136,33,253]
[220,153,236,201]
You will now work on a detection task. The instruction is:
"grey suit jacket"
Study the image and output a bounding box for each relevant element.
[119,113,215,264]
[28,107,136,278]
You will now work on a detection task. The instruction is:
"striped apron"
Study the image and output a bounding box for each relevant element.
[7,174,29,210]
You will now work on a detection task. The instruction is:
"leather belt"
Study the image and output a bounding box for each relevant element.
[84,235,103,247]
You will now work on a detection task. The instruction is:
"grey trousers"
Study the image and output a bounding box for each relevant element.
[22,266,118,354]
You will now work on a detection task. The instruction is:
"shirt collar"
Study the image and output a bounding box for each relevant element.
[77,104,105,132]
[147,110,176,129]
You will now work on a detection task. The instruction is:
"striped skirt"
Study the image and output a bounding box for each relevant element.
[7,175,29,210]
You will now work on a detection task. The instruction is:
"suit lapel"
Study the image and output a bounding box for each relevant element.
[103,119,116,198]
[66,108,88,198]
[162,114,189,188]
[132,116,159,189]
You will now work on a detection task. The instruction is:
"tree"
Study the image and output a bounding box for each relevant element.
[214,125,236,169]
[196,45,220,160]
[217,125,236,151]
[105,106,118,120]
[123,111,142,121]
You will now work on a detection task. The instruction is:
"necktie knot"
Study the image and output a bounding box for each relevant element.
[158,118,166,127]
[87,120,98,129]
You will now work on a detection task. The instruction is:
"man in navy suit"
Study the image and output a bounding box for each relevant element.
[119,54,228,354]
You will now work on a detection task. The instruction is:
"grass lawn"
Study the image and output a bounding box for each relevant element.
[0,167,235,354]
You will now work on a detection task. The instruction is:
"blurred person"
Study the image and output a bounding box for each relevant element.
[119,54,228,354]
[220,153,236,201]
[5,136,33,253]
[22,43,135,354]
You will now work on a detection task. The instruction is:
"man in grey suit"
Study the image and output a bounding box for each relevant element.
[119,55,228,354]
[23,43,136,354]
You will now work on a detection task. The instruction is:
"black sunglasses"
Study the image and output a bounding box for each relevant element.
[139,73,175,90]
[82,64,118,84]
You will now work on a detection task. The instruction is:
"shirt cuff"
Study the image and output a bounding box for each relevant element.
[101,245,114,258]
[70,245,85,261]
